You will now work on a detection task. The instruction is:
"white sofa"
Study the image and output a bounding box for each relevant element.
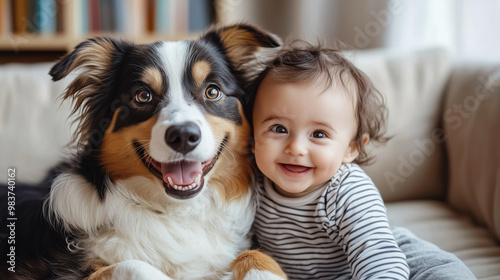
[1,47,499,279]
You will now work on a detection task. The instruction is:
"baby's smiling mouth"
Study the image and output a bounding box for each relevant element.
[281,164,312,173]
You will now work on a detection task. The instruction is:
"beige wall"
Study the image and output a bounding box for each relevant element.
[215,0,392,50]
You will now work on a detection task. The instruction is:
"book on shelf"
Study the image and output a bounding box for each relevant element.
[189,0,212,33]
[155,0,171,34]
[89,0,100,33]
[12,0,28,34]
[77,0,214,37]
[5,0,58,35]
[37,0,57,35]
[1,0,215,41]
[0,0,13,35]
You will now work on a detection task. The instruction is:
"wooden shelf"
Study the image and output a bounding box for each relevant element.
[0,32,200,52]
[0,0,214,62]
[0,0,77,53]
[0,34,73,51]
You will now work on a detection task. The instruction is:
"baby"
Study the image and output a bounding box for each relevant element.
[247,41,410,279]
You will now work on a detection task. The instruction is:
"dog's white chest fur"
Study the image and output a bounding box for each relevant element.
[49,175,255,279]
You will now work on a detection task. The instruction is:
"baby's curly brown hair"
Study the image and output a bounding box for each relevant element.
[246,40,389,165]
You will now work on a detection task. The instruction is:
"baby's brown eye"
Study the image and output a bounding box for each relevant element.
[135,91,152,104]
[205,85,222,101]
[312,130,327,138]
[271,125,287,134]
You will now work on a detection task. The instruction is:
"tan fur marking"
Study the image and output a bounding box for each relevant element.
[232,250,287,280]
[206,104,252,202]
[101,110,159,182]
[141,67,163,94]
[70,40,114,77]
[192,60,211,87]
[85,263,116,280]
[219,27,260,66]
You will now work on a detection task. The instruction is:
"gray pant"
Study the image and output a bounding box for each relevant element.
[392,227,477,280]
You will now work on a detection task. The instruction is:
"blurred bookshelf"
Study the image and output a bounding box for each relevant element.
[0,0,216,64]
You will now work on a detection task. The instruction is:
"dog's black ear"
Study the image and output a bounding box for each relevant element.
[50,37,125,81]
[49,37,131,148]
[50,37,131,104]
[202,24,282,81]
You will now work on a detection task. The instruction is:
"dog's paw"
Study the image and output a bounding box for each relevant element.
[222,270,286,280]
[241,269,287,280]
[230,250,287,280]
[110,260,173,280]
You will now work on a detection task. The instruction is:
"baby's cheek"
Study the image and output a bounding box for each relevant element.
[253,135,272,152]
[253,139,265,150]
[315,152,343,176]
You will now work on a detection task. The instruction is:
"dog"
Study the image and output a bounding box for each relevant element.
[0,24,286,280]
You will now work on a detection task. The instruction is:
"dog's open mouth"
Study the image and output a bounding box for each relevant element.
[133,137,227,200]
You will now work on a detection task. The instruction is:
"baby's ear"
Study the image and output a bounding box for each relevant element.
[342,134,370,163]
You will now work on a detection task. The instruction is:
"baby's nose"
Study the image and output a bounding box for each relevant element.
[284,136,308,156]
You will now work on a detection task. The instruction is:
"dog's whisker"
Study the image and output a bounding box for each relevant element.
[131,142,158,171]
[134,142,153,161]
[220,142,236,165]
[109,140,152,161]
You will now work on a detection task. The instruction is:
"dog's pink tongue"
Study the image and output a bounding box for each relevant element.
[161,161,202,186]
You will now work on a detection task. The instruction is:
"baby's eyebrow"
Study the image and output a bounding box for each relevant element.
[262,114,287,123]
[312,121,337,134]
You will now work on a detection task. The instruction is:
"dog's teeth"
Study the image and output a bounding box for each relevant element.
[167,177,174,187]
[195,174,201,185]
[174,185,179,190]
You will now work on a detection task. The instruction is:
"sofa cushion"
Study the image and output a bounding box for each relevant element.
[0,63,73,184]
[349,48,451,202]
[444,63,500,241]
[387,200,500,279]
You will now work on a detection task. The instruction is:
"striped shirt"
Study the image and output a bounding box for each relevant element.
[253,163,409,280]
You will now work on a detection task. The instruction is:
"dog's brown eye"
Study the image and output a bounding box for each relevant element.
[205,85,222,101]
[135,91,152,104]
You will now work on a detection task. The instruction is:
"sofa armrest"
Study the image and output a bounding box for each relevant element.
[444,62,500,241]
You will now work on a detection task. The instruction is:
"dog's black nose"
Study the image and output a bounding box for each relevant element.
[165,122,202,154]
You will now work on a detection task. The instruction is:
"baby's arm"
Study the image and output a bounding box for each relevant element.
[326,168,410,279]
